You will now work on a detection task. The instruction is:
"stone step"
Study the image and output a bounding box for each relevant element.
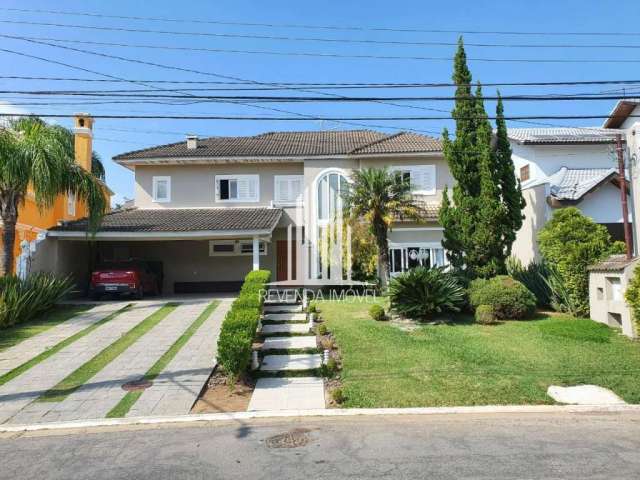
[248,377,325,411]
[264,289,300,305]
[260,354,323,371]
[263,312,307,322]
[261,323,310,335]
[263,305,303,313]
[262,336,317,351]
[264,298,300,306]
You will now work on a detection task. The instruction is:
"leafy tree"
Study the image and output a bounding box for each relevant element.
[0,117,107,275]
[439,38,525,278]
[343,167,421,288]
[538,207,619,317]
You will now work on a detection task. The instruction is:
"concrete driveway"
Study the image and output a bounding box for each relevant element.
[0,295,232,425]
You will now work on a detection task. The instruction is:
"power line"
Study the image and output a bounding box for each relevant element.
[3,113,638,121]
[1,6,639,37]
[2,75,640,90]
[11,34,640,54]
[3,27,640,63]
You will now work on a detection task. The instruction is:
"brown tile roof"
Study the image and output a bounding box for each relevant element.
[50,207,282,233]
[114,130,442,162]
[588,254,638,272]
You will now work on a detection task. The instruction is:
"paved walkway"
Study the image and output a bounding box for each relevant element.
[9,299,214,424]
[0,302,127,377]
[127,298,233,417]
[249,294,325,411]
[0,300,166,424]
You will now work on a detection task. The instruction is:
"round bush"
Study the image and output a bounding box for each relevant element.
[469,276,536,320]
[369,304,386,321]
[475,304,496,325]
[389,267,465,321]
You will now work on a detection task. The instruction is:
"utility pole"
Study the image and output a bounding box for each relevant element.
[616,133,633,259]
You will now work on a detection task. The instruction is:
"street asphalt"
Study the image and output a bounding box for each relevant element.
[1,412,639,479]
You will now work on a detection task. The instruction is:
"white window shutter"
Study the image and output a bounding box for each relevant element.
[411,165,436,194]
[291,178,302,202]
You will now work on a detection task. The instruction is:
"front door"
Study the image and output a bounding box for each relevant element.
[276,240,296,282]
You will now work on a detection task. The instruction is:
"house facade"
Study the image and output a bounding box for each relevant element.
[0,114,111,271]
[43,129,448,293]
[509,127,630,265]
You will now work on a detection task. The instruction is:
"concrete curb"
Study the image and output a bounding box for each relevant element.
[2,404,640,433]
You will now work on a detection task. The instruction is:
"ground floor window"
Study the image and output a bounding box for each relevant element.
[389,245,446,275]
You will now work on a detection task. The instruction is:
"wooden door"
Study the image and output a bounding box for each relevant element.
[276,240,296,282]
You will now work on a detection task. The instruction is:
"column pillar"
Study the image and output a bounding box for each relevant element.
[252,236,260,271]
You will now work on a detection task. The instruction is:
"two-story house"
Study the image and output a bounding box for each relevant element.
[44,130,447,293]
[509,127,630,265]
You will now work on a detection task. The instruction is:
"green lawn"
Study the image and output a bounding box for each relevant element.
[0,305,92,353]
[320,299,640,407]
[106,300,220,418]
[38,302,179,402]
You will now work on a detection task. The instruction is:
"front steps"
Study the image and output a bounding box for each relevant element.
[249,289,326,410]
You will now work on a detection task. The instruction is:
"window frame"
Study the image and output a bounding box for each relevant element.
[152,176,171,203]
[274,175,304,206]
[208,240,268,256]
[390,165,436,195]
[215,174,260,203]
[209,240,237,257]
[239,240,268,256]
[520,164,531,182]
[67,191,76,216]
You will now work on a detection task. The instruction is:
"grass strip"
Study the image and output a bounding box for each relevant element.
[38,302,180,403]
[0,305,130,387]
[0,305,93,353]
[106,300,220,418]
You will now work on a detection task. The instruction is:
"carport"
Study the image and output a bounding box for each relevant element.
[40,207,282,294]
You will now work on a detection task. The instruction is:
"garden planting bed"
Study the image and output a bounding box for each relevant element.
[190,368,255,413]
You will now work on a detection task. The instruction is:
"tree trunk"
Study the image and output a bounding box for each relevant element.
[0,214,17,277]
[374,220,390,290]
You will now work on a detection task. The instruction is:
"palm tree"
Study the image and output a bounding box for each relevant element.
[0,117,107,276]
[343,167,422,288]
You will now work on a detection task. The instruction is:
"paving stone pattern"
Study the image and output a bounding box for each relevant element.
[9,299,213,424]
[0,302,127,378]
[126,298,233,417]
[0,301,166,424]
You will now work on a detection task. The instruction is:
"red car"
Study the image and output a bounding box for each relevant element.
[89,260,162,300]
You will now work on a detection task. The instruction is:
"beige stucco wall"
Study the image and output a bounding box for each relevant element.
[134,162,304,208]
[511,184,548,265]
[30,238,92,290]
[589,264,638,338]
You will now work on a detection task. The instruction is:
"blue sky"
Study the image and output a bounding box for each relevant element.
[1,0,639,203]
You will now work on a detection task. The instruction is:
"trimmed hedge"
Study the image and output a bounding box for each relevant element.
[469,275,536,320]
[217,270,271,380]
[369,304,386,321]
[624,265,640,337]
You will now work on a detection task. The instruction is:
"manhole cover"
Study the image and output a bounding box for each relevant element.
[122,378,153,392]
[265,428,311,449]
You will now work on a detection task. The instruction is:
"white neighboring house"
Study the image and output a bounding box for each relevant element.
[602,99,640,254]
[509,127,629,265]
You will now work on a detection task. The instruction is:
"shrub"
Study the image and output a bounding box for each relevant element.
[216,270,270,380]
[624,265,640,336]
[538,207,620,317]
[0,273,73,328]
[543,265,583,317]
[388,267,465,321]
[474,304,496,325]
[469,276,536,320]
[331,387,345,404]
[308,303,317,313]
[317,323,328,336]
[506,257,551,307]
[369,304,386,321]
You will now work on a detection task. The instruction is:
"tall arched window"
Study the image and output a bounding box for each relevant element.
[317,171,348,223]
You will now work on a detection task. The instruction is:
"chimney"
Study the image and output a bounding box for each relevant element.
[73,113,93,171]
[186,134,198,149]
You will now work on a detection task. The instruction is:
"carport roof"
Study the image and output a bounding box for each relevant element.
[49,207,283,235]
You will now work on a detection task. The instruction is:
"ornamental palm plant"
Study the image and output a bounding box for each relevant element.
[342,167,422,288]
[0,117,107,275]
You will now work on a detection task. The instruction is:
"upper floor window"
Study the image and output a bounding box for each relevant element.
[274,175,303,205]
[391,165,436,195]
[520,164,530,182]
[317,171,348,222]
[67,191,76,216]
[152,176,171,203]
[215,174,259,203]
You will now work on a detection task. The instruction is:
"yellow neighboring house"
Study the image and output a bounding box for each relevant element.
[1,114,112,265]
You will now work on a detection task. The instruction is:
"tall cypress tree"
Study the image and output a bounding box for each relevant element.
[439,39,525,278]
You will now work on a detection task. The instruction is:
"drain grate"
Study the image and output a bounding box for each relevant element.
[122,378,153,392]
[265,428,311,449]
